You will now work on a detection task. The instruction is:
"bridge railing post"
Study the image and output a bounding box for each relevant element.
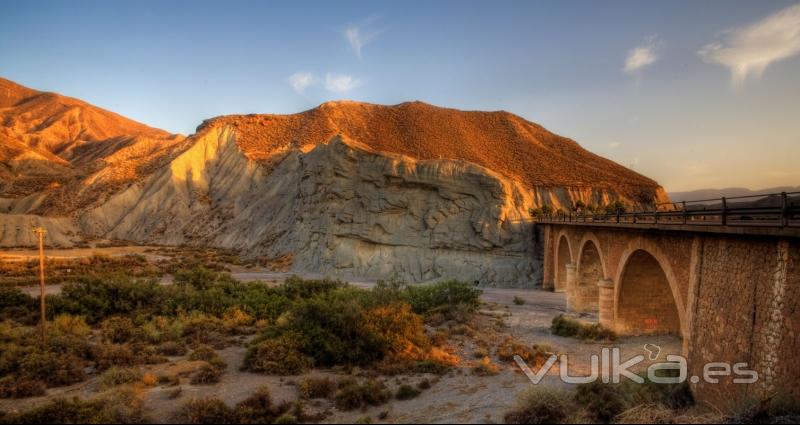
[721,197,728,226]
[782,192,789,227]
[682,201,687,225]
[616,209,620,224]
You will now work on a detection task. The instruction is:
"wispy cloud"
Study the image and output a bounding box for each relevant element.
[698,3,800,86]
[288,72,318,95]
[344,18,383,61]
[325,73,361,93]
[609,142,622,149]
[624,36,660,75]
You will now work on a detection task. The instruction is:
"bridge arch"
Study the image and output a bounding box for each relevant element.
[554,230,573,292]
[571,233,606,312]
[613,241,687,338]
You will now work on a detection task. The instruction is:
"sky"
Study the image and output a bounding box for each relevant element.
[1,0,799,192]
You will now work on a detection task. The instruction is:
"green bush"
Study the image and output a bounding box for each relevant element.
[1,388,146,424]
[334,379,392,411]
[243,334,312,375]
[191,363,223,385]
[235,387,299,424]
[403,280,482,317]
[0,376,46,399]
[158,341,188,356]
[188,345,228,370]
[504,387,573,424]
[396,384,421,400]
[297,376,336,399]
[551,315,616,341]
[176,397,237,424]
[19,350,86,387]
[101,367,143,388]
[280,276,346,300]
[51,274,162,323]
[101,316,135,343]
[91,343,138,371]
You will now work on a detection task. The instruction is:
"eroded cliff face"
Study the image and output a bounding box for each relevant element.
[72,126,654,287]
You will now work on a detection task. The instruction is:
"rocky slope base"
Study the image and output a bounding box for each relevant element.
[1,78,669,286]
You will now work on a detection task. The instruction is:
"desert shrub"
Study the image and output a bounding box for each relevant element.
[52,314,92,338]
[575,381,629,423]
[497,337,552,366]
[280,276,346,300]
[0,376,46,398]
[51,274,162,323]
[513,296,526,305]
[176,397,237,424]
[158,340,188,356]
[403,280,482,318]
[222,306,255,333]
[574,377,694,423]
[504,387,573,424]
[2,387,146,424]
[262,288,435,368]
[101,316,135,343]
[19,350,86,387]
[297,376,336,399]
[472,357,500,376]
[0,288,35,323]
[551,315,616,341]
[191,363,223,385]
[180,312,226,347]
[173,266,234,290]
[243,333,312,375]
[266,289,386,367]
[396,384,421,400]
[142,373,158,387]
[139,315,184,344]
[235,386,300,424]
[91,342,138,371]
[188,345,228,370]
[0,286,31,308]
[334,378,392,411]
[417,379,432,390]
[101,367,143,388]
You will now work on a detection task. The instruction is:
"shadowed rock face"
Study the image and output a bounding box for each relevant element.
[1,78,669,286]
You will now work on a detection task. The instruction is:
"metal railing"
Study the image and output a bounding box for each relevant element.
[537,191,800,229]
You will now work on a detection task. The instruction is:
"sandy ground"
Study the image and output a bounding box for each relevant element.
[1,248,683,423]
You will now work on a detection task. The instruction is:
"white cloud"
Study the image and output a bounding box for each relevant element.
[325,73,361,93]
[624,36,660,74]
[609,142,622,149]
[698,3,800,85]
[288,72,318,95]
[344,22,382,61]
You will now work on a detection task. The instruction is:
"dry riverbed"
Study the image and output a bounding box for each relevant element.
[0,247,682,423]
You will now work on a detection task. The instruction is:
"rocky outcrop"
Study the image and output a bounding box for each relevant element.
[71,126,657,287]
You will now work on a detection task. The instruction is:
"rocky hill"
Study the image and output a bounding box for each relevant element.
[1,78,669,286]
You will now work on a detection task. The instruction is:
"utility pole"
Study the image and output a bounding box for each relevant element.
[33,226,47,344]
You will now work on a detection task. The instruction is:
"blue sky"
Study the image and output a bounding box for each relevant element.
[1,0,799,191]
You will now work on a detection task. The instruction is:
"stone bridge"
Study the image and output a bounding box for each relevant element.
[538,220,800,411]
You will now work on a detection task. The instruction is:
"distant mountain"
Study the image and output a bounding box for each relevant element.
[0,77,186,210]
[669,187,800,203]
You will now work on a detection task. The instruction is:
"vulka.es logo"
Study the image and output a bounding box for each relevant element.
[514,346,758,385]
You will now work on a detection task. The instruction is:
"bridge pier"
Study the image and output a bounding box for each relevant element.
[564,263,577,310]
[597,278,615,330]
